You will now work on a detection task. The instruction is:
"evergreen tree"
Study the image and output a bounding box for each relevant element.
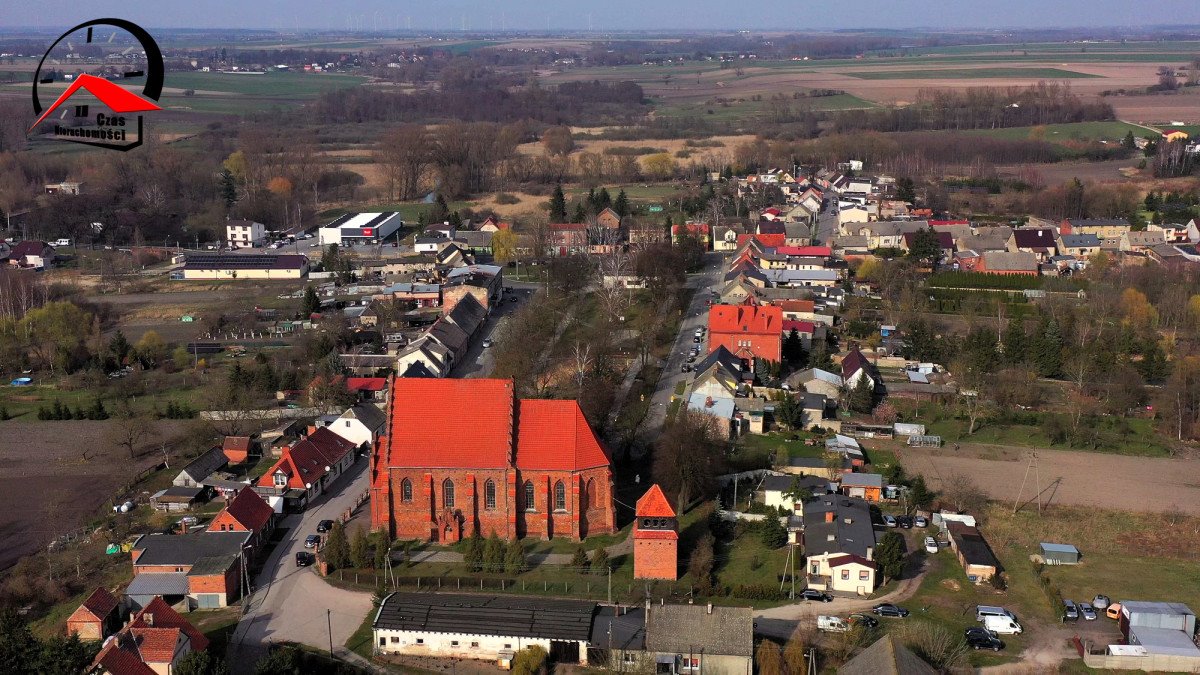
[1036,319,1064,378]
[759,516,787,549]
[503,539,525,574]
[613,189,629,217]
[0,608,40,669]
[431,194,450,222]
[463,532,484,572]
[350,526,370,569]
[109,330,131,365]
[590,547,609,575]
[549,184,567,222]
[774,394,804,430]
[875,531,905,580]
[571,202,587,224]
[323,521,350,570]
[569,545,589,569]
[219,168,238,208]
[908,475,934,509]
[482,532,505,572]
[848,376,875,414]
[781,328,806,367]
[373,529,392,571]
[448,211,463,230]
[896,176,916,203]
[1122,130,1136,151]
[907,226,942,267]
[597,187,612,211]
[1001,319,1028,364]
[585,187,597,213]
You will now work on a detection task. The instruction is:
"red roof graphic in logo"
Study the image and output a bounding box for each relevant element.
[28,73,161,132]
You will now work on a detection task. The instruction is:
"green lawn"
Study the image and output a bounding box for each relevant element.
[922,415,1171,457]
[738,431,826,461]
[840,67,1099,80]
[129,70,367,98]
[963,120,1154,143]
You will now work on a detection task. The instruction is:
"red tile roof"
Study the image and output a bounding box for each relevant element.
[671,223,710,235]
[346,377,387,392]
[774,299,815,313]
[130,627,180,663]
[736,233,786,249]
[384,378,515,469]
[77,586,119,619]
[929,220,969,227]
[10,241,51,258]
[708,304,783,336]
[515,399,610,471]
[132,597,209,652]
[636,484,676,518]
[257,427,357,490]
[91,638,158,675]
[222,436,251,454]
[783,320,816,335]
[776,245,832,257]
[215,488,273,533]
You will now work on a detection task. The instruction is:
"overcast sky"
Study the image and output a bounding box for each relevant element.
[4,0,1200,32]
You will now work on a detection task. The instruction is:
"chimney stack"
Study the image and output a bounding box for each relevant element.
[825,511,835,523]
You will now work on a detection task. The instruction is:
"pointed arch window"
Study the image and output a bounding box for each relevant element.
[484,479,497,510]
[524,481,536,512]
[554,481,567,512]
[400,478,413,503]
[442,478,455,509]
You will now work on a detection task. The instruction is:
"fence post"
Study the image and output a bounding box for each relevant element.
[417,578,421,589]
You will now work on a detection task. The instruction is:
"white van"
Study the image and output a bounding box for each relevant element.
[983,615,1023,635]
[976,605,1016,622]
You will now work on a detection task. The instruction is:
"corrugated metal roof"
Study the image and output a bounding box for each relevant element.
[373,593,596,642]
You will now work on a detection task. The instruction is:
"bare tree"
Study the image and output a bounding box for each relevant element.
[571,340,592,391]
[940,472,989,516]
[105,409,158,460]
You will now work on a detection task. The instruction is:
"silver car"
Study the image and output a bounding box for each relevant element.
[1080,602,1097,621]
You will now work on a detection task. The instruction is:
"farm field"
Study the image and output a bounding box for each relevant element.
[844,67,1099,80]
[901,445,1200,515]
[963,120,1156,143]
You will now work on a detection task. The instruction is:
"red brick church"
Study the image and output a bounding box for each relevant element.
[370,377,615,542]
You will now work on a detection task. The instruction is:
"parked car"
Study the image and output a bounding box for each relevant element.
[898,515,913,529]
[1092,595,1111,610]
[693,335,702,343]
[316,519,334,533]
[967,635,1005,651]
[847,613,878,628]
[924,537,938,554]
[1080,602,1097,621]
[983,616,1023,634]
[1063,599,1079,621]
[304,534,321,549]
[964,627,998,641]
[680,364,692,373]
[914,515,928,527]
[686,355,697,364]
[295,552,315,567]
[1106,603,1122,620]
[883,515,898,528]
[800,589,833,603]
[872,604,909,618]
[482,338,494,348]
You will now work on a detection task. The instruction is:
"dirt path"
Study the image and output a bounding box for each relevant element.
[902,445,1200,516]
[755,557,931,622]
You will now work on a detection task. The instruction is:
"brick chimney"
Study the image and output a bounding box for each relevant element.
[825,511,835,523]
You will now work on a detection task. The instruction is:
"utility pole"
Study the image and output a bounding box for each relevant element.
[607,567,612,605]
[327,608,334,657]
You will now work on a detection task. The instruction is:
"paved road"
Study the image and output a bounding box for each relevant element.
[642,253,726,435]
[451,285,534,379]
[813,205,838,245]
[229,460,374,672]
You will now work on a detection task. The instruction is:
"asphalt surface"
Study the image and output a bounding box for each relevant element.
[642,252,726,434]
[229,459,374,672]
[813,206,838,245]
[451,283,537,379]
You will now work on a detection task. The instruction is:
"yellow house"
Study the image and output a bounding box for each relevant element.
[1162,129,1189,143]
[181,253,308,280]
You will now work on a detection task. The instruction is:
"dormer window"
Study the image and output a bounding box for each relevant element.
[273,472,286,487]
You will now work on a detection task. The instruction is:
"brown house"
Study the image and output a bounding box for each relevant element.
[66,587,121,640]
[221,436,252,464]
[207,488,275,553]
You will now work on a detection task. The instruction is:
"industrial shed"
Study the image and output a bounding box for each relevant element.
[1039,542,1081,565]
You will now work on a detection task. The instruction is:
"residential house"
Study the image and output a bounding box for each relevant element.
[256,427,359,509]
[1007,228,1058,260]
[841,348,879,391]
[87,597,210,675]
[687,392,740,438]
[435,242,472,268]
[956,228,1010,253]
[345,377,388,402]
[594,603,754,675]
[414,235,449,254]
[67,587,121,640]
[691,346,746,399]
[220,436,253,464]
[8,241,55,269]
[839,473,883,503]
[225,219,267,248]
[127,531,249,609]
[172,447,229,488]
[978,250,1039,276]
[1057,233,1101,258]
[1059,218,1129,239]
[320,403,386,447]
[595,207,623,232]
[953,249,981,271]
[802,495,878,595]
[45,180,84,195]
[712,225,742,251]
[370,377,616,543]
[901,230,955,261]
[785,368,843,399]
[839,635,938,675]
[381,282,441,308]
[837,204,873,227]
[1121,229,1166,252]
[628,220,667,248]
[454,230,494,255]
[671,222,711,248]
[443,265,503,312]
[477,216,510,232]
[736,233,786,249]
[826,434,866,469]
[372,593,596,664]
[395,336,452,378]
[708,303,784,366]
[1162,129,1190,143]
[549,223,588,257]
[761,269,840,287]
[946,521,1000,582]
[206,488,275,553]
[1150,221,1200,243]
[761,473,830,511]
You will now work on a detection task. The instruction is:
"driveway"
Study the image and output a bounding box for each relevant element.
[642,253,726,434]
[229,459,374,672]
